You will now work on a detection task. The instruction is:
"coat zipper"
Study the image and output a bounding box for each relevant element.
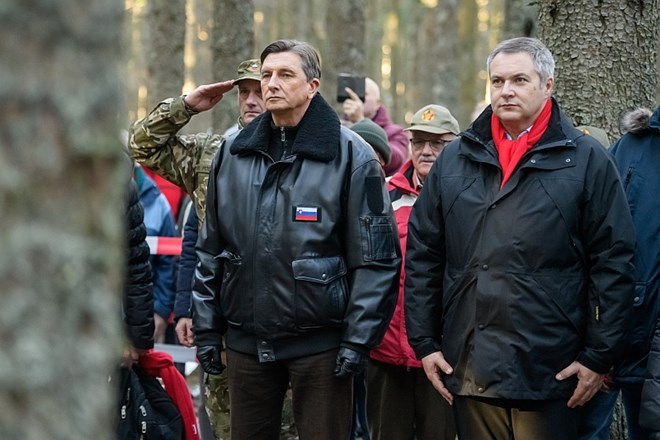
[624,166,633,188]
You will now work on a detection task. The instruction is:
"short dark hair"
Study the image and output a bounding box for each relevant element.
[260,39,322,81]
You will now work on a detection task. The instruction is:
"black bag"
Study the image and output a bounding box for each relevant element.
[117,365,184,440]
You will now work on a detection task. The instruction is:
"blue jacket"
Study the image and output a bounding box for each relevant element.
[610,105,660,382]
[173,211,197,320]
[135,167,178,320]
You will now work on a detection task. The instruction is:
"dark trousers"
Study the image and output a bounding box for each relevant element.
[366,359,456,440]
[454,395,578,440]
[351,372,370,439]
[226,348,353,440]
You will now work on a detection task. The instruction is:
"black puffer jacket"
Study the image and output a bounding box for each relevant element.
[193,94,401,361]
[640,316,660,437]
[124,180,154,350]
[405,99,636,400]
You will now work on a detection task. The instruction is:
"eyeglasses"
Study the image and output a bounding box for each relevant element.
[410,138,453,152]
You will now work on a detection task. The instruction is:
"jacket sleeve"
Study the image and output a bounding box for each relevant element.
[173,211,198,320]
[404,160,446,360]
[150,201,178,321]
[640,316,660,434]
[124,180,155,350]
[127,95,222,219]
[341,140,401,352]
[192,147,227,346]
[578,143,636,373]
[383,125,409,176]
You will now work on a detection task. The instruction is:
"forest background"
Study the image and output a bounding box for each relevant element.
[126,0,660,141]
[0,0,658,439]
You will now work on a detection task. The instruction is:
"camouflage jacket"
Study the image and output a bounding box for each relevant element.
[128,95,223,220]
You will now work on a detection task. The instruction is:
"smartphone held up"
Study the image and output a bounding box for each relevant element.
[336,73,366,103]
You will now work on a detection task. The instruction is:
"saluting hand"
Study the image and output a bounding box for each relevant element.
[183,80,235,113]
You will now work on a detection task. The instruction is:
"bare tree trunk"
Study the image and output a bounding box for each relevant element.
[324,0,367,113]
[145,0,186,110]
[182,0,214,134]
[0,1,126,439]
[211,0,255,132]
[610,396,629,440]
[502,0,538,39]
[455,0,487,127]
[538,0,659,140]
[539,3,659,437]
[423,0,460,116]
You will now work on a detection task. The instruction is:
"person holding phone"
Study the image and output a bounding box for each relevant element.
[341,77,409,176]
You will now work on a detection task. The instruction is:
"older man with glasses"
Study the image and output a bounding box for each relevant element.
[365,104,460,440]
[406,105,460,190]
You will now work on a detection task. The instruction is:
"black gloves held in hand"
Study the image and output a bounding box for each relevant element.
[334,346,367,378]
[196,344,225,375]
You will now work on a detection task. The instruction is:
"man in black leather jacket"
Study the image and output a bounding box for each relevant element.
[192,39,401,439]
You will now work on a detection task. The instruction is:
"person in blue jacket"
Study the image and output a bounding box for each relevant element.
[134,164,178,344]
[580,105,660,440]
[173,211,197,347]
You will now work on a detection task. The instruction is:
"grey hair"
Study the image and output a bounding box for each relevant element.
[487,37,555,83]
[260,39,322,81]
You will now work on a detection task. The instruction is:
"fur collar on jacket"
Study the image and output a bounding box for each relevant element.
[619,106,659,135]
[230,93,341,163]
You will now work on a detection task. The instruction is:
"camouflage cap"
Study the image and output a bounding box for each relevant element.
[234,58,261,83]
[405,104,460,135]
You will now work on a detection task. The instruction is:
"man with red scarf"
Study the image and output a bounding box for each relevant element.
[404,37,636,439]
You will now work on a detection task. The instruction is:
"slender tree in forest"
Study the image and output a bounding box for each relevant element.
[502,0,538,39]
[538,0,659,141]
[539,3,659,438]
[421,0,460,121]
[211,0,255,132]
[145,0,186,110]
[0,1,126,439]
[324,0,367,113]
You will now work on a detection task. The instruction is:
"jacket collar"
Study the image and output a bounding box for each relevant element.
[388,160,417,194]
[463,97,579,156]
[230,93,341,162]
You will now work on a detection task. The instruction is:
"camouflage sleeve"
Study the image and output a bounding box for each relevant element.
[127,95,223,219]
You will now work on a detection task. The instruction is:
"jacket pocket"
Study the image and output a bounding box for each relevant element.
[633,282,646,307]
[292,256,348,329]
[359,215,398,261]
[215,250,243,325]
[628,282,649,352]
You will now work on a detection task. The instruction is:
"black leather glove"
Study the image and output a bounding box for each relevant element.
[334,346,367,378]
[196,345,225,375]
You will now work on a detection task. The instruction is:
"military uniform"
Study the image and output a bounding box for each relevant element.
[128,95,221,220]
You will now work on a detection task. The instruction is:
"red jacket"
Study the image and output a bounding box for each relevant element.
[370,160,421,368]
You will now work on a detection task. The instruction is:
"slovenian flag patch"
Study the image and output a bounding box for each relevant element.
[293,206,321,222]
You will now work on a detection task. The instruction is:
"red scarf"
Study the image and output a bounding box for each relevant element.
[491,99,552,188]
[139,350,200,440]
